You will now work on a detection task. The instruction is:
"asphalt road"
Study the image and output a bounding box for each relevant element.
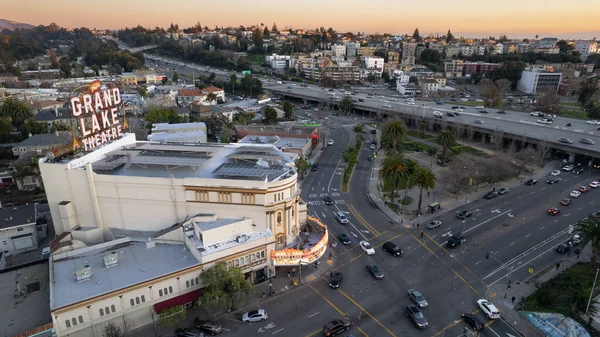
[265,84,600,155]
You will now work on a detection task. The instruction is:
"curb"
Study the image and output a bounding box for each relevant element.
[500,315,529,337]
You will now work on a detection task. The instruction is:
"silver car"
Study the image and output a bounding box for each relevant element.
[408,289,428,308]
[426,220,442,229]
[242,309,268,323]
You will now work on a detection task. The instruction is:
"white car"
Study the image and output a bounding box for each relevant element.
[570,190,581,198]
[537,119,552,125]
[327,139,334,146]
[551,170,561,176]
[477,299,501,319]
[475,106,484,109]
[562,165,574,172]
[242,309,268,323]
[530,111,543,117]
[359,241,375,255]
[590,181,600,188]
[586,120,599,125]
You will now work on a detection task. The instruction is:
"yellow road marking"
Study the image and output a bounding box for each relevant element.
[421,230,448,251]
[348,204,380,236]
[308,284,346,315]
[338,289,397,337]
[452,268,480,295]
[309,275,317,281]
[357,326,369,336]
[408,232,445,264]
[431,310,482,336]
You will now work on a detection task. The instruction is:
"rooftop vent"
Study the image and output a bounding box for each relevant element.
[75,265,92,282]
[146,238,156,249]
[256,159,269,168]
[236,234,249,243]
[103,251,118,268]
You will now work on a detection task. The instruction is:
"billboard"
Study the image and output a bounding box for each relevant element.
[242,70,251,75]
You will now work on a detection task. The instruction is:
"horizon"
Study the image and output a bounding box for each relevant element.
[2,0,600,40]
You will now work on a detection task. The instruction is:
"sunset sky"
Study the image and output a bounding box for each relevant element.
[3,0,600,38]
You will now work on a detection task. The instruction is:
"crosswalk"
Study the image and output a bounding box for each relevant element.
[306,200,346,206]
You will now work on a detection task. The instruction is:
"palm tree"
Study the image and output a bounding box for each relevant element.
[381,118,407,154]
[339,95,354,115]
[206,93,218,105]
[353,123,364,136]
[378,153,407,202]
[1,97,31,128]
[575,213,600,265]
[411,167,437,213]
[437,130,456,165]
[419,120,428,139]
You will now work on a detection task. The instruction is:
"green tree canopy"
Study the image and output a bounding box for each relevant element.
[199,262,254,315]
[339,95,354,115]
[1,97,33,128]
[578,77,599,107]
[145,106,186,125]
[411,166,437,212]
[102,322,123,337]
[282,101,293,119]
[21,118,47,138]
[575,213,600,265]
[157,305,186,329]
[172,70,179,82]
[379,152,407,202]
[264,106,277,123]
[437,130,456,165]
[381,117,407,154]
[295,157,310,178]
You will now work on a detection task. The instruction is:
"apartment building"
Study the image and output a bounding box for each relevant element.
[574,40,599,61]
[517,69,563,94]
[420,79,441,97]
[323,65,361,82]
[444,60,466,78]
[444,45,461,59]
[357,46,376,56]
[265,54,291,71]
[401,42,417,65]
[491,43,504,55]
[344,42,360,58]
[460,46,475,57]
[463,61,502,75]
[331,44,347,59]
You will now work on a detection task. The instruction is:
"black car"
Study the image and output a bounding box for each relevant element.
[446,112,456,117]
[323,319,350,336]
[573,167,585,175]
[310,164,319,171]
[456,210,472,219]
[405,305,428,329]
[329,272,343,288]
[484,191,498,199]
[497,110,506,114]
[358,98,365,102]
[479,110,488,113]
[556,243,570,254]
[370,129,377,134]
[525,179,538,185]
[462,313,484,331]
[547,178,559,185]
[324,195,334,205]
[195,319,223,335]
[382,241,403,256]
[447,232,465,248]
[337,233,351,245]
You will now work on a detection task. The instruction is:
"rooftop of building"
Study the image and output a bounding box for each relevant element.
[147,131,207,143]
[50,238,199,310]
[0,203,37,230]
[14,131,73,148]
[234,124,317,135]
[152,122,206,133]
[238,135,310,150]
[67,138,297,182]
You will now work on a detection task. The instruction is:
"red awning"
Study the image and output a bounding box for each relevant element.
[154,288,204,314]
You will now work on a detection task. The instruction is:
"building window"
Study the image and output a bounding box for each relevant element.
[130,299,135,306]
[111,305,116,312]
[17,228,23,231]
[141,295,146,302]
[242,193,255,204]
[135,297,140,304]
[169,286,173,293]
[65,320,71,328]
[235,259,239,267]
[245,256,249,265]
[276,235,285,245]
[186,280,190,288]
[72,318,77,326]
[159,289,163,297]
[251,254,256,262]
[105,307,109,315]
[218,192,232,203]
[195,277,199,285]
[195,190,209,201]
[227,261,232,268]
[78,316,83,324]
[276,212,282,225]
[99,308,104,316]
[261,251,265,259]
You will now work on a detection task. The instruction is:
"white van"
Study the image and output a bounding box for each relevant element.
[433,111,443,118]
[335,211,349,224]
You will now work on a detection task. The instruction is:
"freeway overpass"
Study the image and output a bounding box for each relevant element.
[265,83,600,160]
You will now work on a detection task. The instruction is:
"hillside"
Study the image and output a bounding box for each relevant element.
[0,18,34,30]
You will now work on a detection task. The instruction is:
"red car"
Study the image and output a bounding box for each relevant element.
[548,207,561,215]
[579,186,591,193]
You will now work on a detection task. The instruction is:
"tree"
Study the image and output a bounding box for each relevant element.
[264,106,277,123]
[382,71,391,83]
[49,47,59,69]
[379,153,407,202]
[158,305,187,329]
[556,40,569,53]
[585,101,600,119]
[482,84,502,107]
[145,106,184,124]
[495,79,511,94]
[21,118,48,137]
[578,77,599,107]
[515,147,540,178]
[446,30,454,43]
[102,322,123,337]
[437,130,456,165]
[50,122,69,132]
[339,95,354,115]
[172,71,179,83]
[381,118,407,154]
[575,213,600,265]
[1,97,33,128]
[199,262,254,315]
[411,166,436,213]
[536,140,551,166]
[441,155,475,197]
[353,123,365,135]
[295,157,310,178]
[229,73,237,94]
[58,57,71,77]
[282,101,293,119]
[206,92,218,105]
[271,22,278,33]
[137,85,149,98]
[263,27,270,39]
[535,92,560,113]
[220,127,234,143]
[0,117,12,143]
[412,28,421,42]
[252,27,264,53]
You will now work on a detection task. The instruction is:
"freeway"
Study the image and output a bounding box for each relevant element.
[265,83,600,156]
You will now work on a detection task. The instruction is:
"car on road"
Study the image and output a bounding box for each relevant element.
[433,111,443,118]
[573,166,585,174]
[323,319,350,336]
[548,207,561,215]
[327,139,334,146]
[525,179,538,185]
[456,210,473,219]
[590,181,600,188]
[242,309,268,323]
[436,101,444,105]
[426,220,443,229]
[382,241,403,256]
[497,110,506,114]
[462,313,485,331]
[562,165,574,172]
[559,137,573,144]
[370,129,377,134]
[474,119,484,124]
[580,138,595,145]
[329,271,343,288]
[408,289,428,308]
[570,234,582,246]
[498,187,509,195]
[530,111,544,117]
[551,170,561,176]
[310,164,319,171]
[370,144,376,150]
[383,104,392,108]
[174,330,204,337]
[446,112,457,117]
[556,243,570,254]
[334,211,348,224]
[338,233,351,245]
[447,232,465,248]
[324,195,334,205]
[579,185,591,193]
[570,190,581,198]
[367,264,384,279]
[405,305,428,329]
[561,198,572,206]
[547,178,560,185]
[479,110,488,113]
[195,320,223,335]
[537,119,553,124]
[477,299,501,319]
[475,105,484,109]
[360,241,375,255]
[586,120,599,125]
[484,191,498,199]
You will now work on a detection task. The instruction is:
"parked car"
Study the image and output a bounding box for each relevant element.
[195,320,223,335]
[462,313,484,331]
[242,309,268,323]
[498,187,509,195]
[573,167,585,175]
[310,164,319,171]
[408,289,428,308]
[551,170,561,176]
[562,165,574,172]
[426,220,443,229]
[525,179,538,185]
[484,191,498,199]
[556,243,570,254]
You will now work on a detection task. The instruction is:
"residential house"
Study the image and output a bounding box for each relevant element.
[120,72,138,86]
[420,79,440,97]
[27,100,65,114]
[396,83,421,97]
[0,204,47,258]
[393,70,410,86]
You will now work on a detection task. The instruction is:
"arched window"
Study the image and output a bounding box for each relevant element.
[78,316,83,323]
[71,318,77,326]
[186,280,190,288]
[159,289,163,296]
[169,286,173,293]
[130,299,135,306]
[141,295,146,302]
[105,307,109,315]
[111,305,116,312]
[99,308,104,316]
[65,320,71,328]
[135,297,140,304]
[276,212,282,224]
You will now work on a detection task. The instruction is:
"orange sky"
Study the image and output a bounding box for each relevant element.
[3,0,600,38]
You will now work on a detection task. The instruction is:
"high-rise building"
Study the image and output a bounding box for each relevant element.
[401,42,417,65]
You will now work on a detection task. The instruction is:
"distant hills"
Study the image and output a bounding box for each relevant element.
[0,18,34,30]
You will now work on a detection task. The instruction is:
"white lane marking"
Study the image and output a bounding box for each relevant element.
[504,201,509,204]
[529,191,536,195]
[541,187,547,190]
[272,328,284,334]
[578,207,583,211]
[327,159,342,192]
[509,242,516,246]
[517,196,523,199]
[308,312,320,318]
[554,220,559,223]
[525,234,531,238]
[564,213,571,217]
[335,204,368,240]
[591,201,595,204]
[486,326,501,337]
[464,210,512,234]
[540,226,545,229]
[474,261,482,265]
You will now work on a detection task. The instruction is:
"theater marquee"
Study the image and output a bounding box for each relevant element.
[70,80,123,152]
